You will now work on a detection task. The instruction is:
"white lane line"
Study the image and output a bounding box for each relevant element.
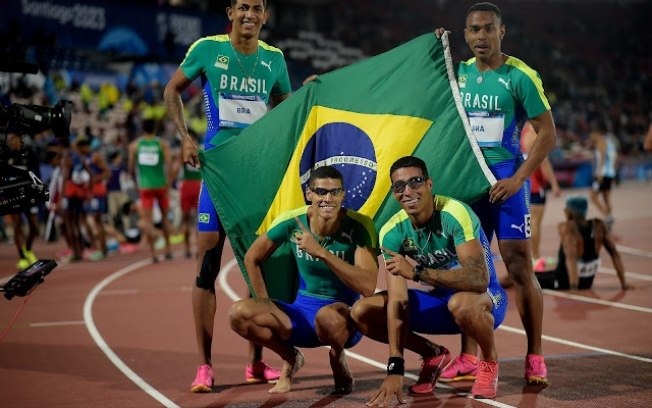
[218,259,517,408]
[30,320,85,327]
[83,258,180,408]
[598,267,652,282]
[617,245,652,258]
[541,289,652,313]
[498,326,652,364]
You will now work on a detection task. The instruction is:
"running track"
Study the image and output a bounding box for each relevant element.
[1,182,651,407]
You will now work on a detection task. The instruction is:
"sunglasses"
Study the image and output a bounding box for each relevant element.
[391,176,426,193]
[310,187,343,197]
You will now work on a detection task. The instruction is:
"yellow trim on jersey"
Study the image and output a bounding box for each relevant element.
[434,196,476,242]
[346,209,378,248]
[268,205,308,230]
[461,56,551,111]
[504,56,550,111]
[379,210,409,244]
[182,35,228,63]
[259,40,284,55]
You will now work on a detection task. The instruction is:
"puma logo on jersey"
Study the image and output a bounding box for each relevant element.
[261,60,272,72]
[498,78,511,90]
[510,223,524,233]
[341,230,354,244]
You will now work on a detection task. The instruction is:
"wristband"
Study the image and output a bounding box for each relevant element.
[412,265,425,282]
[387,356,405,376]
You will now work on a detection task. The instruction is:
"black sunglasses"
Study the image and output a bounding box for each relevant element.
[391,176,426,193]
[310,187,343,197]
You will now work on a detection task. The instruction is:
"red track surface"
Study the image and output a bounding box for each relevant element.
[1,183,651,407]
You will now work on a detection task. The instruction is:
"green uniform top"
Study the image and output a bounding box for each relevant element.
[180,35,292,149]
[457,56,550,165]
[266,206,377,304]
[379,195,481,270]
[135,137,166,189]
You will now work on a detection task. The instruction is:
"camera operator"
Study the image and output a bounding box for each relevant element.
[1,130,41,271]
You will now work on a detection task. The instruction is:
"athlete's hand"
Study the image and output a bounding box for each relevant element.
[381,247,416,280]
[181,135,200,168]
[294,217,326,259]
[302,74,319,85]
[434,27,449,38]
[366,375,406,407]
[489,175,523,204]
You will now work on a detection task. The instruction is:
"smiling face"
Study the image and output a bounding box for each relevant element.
[306,177,344,221]
[227,0,269,40]
[464,10,504,65]
[390,166,433,217]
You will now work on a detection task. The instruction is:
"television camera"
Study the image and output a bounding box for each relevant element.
[1,99,72,216]
[0,99,71,299]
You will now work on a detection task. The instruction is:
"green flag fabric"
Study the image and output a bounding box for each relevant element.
[200,33,494,298]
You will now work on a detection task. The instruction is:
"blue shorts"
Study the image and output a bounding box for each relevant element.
[472,161,531,241]
[85,196,108,214]
[530,189,546,205]
[408,284,507,335]
[197,180,221,232]
[274,293,362,349]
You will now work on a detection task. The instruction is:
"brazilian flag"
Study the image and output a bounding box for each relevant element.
[200,33,494,299]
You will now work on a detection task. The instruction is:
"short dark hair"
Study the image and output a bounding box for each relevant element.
[390,156,429,179]
[231,0,267,8]
[466,2,502,23]
[142,118,157,134]
[308,165,343,187]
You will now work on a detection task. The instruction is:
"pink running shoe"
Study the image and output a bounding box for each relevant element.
[525,354,549,385]
[471,360,499,399]
[439,353,479,382]
[191,364,214,393]
[245,360,281,383]
[408,347,452,394]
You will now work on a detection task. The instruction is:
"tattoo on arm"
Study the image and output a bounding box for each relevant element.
[421,253,488,292]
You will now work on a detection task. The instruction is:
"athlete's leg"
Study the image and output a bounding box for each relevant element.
[590,181,607,216]
[351,291,447,358]
[499,238,543,356]
[157,190,172,258]
[447,292,496,361]
[229,298,302,394]
[193,230,224,366]
[530,203,545,260]
[315,303,355,393]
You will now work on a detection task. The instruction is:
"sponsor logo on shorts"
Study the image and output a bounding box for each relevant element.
[198,213,211,223]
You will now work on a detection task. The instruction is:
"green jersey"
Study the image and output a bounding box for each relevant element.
[457,56,550,165]
[180,35,292,149]
[135,137,166,189]
[266,206,377,304]
[380,195,481,270]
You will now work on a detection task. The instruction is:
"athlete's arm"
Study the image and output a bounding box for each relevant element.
[127,141,137,183]
[163,69,199,167]
[382,241,488,293]
[94,152,111,181]
[540,157,561,197]
[558,221,583,289]
[294,217,378,297]
[243,233,280,298]
[161,140,173,187]
[599,220,628,289]
[270,92,290,108]
[490,110,556,203]
[644,123,652,152]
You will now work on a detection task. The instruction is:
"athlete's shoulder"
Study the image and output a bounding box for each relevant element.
[379,209,410,238]
[504,55,542,80]
[460,57,477,66]
[345,209,377,243]
[269,205,308,229]
[258,40,285,56]
[186,35,229,53]
[435,195,476,222]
